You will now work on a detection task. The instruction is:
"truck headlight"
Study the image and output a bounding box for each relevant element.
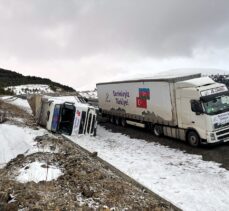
[210,133,216,141]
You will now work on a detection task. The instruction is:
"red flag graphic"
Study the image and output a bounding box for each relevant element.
[136,97,147,108]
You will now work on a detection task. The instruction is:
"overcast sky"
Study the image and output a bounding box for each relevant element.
[1,0,229,90]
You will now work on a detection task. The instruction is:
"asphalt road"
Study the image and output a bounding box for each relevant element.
[99,121,229,170]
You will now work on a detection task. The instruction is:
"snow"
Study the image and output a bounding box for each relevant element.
[16,161,62,183]
[5,84,54,95]
[46,95,83,104]
[0,124,46,168]
[68,126,229,211]
[0,96,32,114]
[78,90,98,99]
[152,68,229,78]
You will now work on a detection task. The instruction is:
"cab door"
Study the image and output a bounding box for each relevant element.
[179,97,207,139]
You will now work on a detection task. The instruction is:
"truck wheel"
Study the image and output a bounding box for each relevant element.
[93,128,97,136]
[153,125,163,137]
[121,118,126,127]
[187,131,200,147]
[115,117,120,125]
[110,116,114,124]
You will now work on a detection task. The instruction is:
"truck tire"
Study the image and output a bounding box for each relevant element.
[110,116,114,124]
[115,117,120,125]
[187,131,200,147]
[153,125,163,137]
[93,128,97,136]
[121,118,126,127]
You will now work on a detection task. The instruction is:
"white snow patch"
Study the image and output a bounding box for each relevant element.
[68,126,229,211]
[16,161,62,183]
[5,84,54,95]
[8,117,25,123]
[76,193,100,208]
[0,124,46,168]
[0,96,32,114]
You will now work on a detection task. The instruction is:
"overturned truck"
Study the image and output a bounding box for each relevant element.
[28,95,97,136]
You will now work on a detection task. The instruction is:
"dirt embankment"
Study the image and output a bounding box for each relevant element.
[0,100,171,211]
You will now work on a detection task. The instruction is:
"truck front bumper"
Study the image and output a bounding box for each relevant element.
[206,127,229,144]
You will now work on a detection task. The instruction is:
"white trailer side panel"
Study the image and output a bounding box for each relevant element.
[97,81,177,126]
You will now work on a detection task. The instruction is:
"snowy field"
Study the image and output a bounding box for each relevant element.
[0,124,46,168]
[69,126,229,211]
[5,84,54,95]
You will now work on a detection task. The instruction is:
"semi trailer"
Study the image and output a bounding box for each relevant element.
[27,95,97,136]
[97,73,229,146]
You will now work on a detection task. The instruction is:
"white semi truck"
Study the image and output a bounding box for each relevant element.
[97,73,229,146]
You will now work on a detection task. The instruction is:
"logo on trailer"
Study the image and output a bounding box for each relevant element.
[76,110,81,117]
[139,88,150,100]
[136,88,150,109]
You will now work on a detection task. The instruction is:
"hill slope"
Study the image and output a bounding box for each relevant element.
[0,68,75,94]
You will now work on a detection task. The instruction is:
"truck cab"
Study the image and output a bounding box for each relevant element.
[176,77,229,146]
[45,99,97,136]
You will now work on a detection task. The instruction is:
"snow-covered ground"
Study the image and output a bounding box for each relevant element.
[0,124,46,168]
[0,96,32,114]
[68,126,229,211]
[5,84,54,95]
[16,161,62,183]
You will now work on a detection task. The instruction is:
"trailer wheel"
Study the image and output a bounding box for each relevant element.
[187,131,200,147]
[110,116,114,124]
[93,128,97,136]
[121,118,126,127]
[115,117,120,125]
[153,125,163,137]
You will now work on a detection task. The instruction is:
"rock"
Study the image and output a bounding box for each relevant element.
[0,202,18,211]
[0,192,10,203]
[40,164,48,168]
[49,145,56,151]
[30,208,43,211]
[91,152,98,158]
[0,203,6,211]
[82,188,94,198]
[4,203,18,211]
[16,154,24,160]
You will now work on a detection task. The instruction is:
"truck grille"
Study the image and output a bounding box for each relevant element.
[216,127,229,142]
[216,128,229,136]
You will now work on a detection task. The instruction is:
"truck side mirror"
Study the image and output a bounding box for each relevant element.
[191,100,203,115]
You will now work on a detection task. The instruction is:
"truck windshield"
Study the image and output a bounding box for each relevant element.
[203,94,229,115]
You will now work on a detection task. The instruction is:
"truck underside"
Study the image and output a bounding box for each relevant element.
[101,110,206,147]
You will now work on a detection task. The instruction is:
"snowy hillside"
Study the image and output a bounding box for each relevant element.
[1,96,33,114]
[78,90,97,99]
[152,68,229,78]
[5,84,54,95]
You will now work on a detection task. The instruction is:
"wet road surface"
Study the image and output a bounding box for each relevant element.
[99,121,229,170]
